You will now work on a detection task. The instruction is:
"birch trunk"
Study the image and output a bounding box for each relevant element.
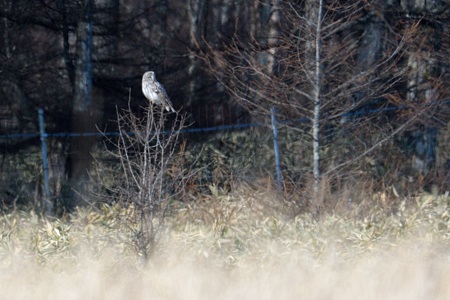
[267,0,279,75]
[1,0,11,60]
[305,0,323,208]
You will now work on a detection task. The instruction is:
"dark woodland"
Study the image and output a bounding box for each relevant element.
[0,0,449,214]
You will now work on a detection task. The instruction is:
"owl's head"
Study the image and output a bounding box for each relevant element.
[143,71,155,81]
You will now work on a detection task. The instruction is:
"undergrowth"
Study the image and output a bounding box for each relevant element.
[2,186,450,299]
[1,186,449,268]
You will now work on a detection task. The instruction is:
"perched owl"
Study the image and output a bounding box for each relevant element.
[142,71,175,112]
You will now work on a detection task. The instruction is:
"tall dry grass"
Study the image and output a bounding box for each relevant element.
[1,186,450,299]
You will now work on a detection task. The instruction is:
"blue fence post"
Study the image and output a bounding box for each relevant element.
[271,107,283,193]
[38,108,53,216]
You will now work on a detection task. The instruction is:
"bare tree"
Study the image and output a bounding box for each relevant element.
[200,0,448,210]
[108,101,186,261]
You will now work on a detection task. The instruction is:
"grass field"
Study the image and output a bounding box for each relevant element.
[1,187,450,299]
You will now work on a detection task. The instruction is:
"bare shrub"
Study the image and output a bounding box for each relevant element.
[104,102,187,261]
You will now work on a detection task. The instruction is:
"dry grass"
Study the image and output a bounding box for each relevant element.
[1,186,450,299]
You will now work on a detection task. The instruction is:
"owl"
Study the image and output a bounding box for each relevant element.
[142,71,175,112]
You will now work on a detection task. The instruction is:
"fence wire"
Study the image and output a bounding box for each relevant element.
[0,99,450,209]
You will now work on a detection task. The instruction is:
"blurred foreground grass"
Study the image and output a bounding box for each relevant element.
[1,187,450,299]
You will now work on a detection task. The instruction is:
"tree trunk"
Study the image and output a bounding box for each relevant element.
[66,0,100,209]
[57,0,75,89]
[1,0,12,60]
[402,1,444,175]
[305,0,323,210]
[187,0,206,107]
[267,0,279,75]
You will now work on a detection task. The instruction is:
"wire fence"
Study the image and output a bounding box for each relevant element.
[1,98,449,208]
[1,98,449,140]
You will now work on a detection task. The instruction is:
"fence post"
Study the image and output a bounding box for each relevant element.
[271,107,283,193]
[38,108,53,216]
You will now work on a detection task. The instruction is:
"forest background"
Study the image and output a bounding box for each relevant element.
[0,0,449,214]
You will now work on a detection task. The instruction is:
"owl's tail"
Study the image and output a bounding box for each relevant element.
[165,105,176,113]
